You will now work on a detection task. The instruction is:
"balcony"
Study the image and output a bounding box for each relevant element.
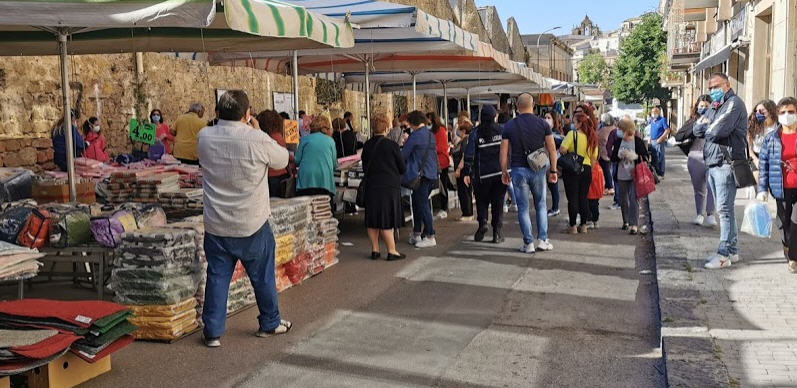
[667,22,701,69]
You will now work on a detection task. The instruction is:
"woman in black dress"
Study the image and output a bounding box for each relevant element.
[362,113,407,261]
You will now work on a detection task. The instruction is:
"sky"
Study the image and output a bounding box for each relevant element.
[473,0,660,36]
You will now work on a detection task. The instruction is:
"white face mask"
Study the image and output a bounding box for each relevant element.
[92,125,100,133]
[545,119,553,128]
[779,113,797,127]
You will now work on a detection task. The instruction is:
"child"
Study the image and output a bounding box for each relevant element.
[587,162,604,228]
[611,118,650,235]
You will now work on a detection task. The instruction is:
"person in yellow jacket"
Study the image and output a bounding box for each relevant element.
[172,103,206,165]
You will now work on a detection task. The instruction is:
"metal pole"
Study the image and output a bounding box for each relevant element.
[292,50,299,120]
[442,81,448,130]
[364,58,371,135]
[412,72,417,110]
[466,89,471,119]
[59,32,76,203]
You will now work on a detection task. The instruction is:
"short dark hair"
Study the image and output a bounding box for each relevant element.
[217,90,249,121]
[710,72,729,82]
[299,110,306,117]
[279,112,290,120]
[407,110,426,127]
[778,97,797,110]
[344,111,353,119]
[256,110,283,136]
[150,109,164,124]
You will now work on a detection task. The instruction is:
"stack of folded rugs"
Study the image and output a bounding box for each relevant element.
[109,227,200,340]
[106,169,178,205]
[0,299,135,375]
[0,241,44,283]
[158,188,203,211]
[134,173,179,203]
[168,217,207,322]
[307,196,339,274]
[170,165,203,188]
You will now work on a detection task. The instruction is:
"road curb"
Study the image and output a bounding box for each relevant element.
[649,194,732,387]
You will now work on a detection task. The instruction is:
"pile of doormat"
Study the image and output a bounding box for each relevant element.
[0,241,44,283]
[0,299,135,374]
[168,218,206,322]
[127,298,198,341]
[109,227,200,340]
[106,170,179,205]
[307,196,339,274]
[158,188,204,210]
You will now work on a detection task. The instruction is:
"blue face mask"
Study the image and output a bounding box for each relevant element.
[151,115,161,123]
[755,112,767,123]
[697,107,708,115]
[709,88,725,102]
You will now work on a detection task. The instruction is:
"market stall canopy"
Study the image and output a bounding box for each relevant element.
[345,70,532,93]
[0,0,355,56]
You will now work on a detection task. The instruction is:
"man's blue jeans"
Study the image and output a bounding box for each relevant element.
[650,142,666,177]
[411,178,435,237]
[707,164,738,256]
[511,167,548,244]
[203,221,281,339]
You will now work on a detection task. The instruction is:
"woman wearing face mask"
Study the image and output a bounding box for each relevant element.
[82,117,109,163]
[747,100,778,169]
[52,109,85,172]
[544,111,564,216]
[680,95,717,226]
[757,97,797,273]
[150,109,174,154]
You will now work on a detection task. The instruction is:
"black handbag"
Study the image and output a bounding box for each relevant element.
[557,130,584,175]
[720,143,756,189]
[402,132,434,190]
[673,119,696,156]
[356,137,385,207]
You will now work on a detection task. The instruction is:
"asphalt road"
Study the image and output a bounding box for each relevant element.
[3,192,666,387]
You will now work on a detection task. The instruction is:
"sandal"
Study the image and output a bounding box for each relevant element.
[256,320,293,337]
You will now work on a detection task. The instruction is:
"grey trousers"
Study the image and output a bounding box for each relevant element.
[687,155,715,216]
[617,179,639,226]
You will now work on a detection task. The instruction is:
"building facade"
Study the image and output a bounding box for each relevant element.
[521,34,575,82]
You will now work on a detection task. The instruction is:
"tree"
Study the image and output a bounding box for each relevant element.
[610,13,671,105]
[577,52,610,88]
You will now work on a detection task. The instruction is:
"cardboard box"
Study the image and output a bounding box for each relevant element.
[32,181,96,204]
[0,376,9,388]
[27,353,111,388]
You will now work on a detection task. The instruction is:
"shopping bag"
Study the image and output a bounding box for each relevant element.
[741,201,772,238]
[634,162,656,199]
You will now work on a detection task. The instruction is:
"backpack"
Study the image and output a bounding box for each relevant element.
[49,210,92,248]
[90,210,138,248]
[17,208,51,249]
[0,207,34,243]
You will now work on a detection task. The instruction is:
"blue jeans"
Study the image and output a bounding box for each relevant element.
[511,167,548,244]
[650,142,666,177]
[203,221,281,339]
[411,178,435,237]
[707,164,738,256]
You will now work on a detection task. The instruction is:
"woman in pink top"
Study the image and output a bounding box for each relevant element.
[151,109,174,154]
[82,117,109,163]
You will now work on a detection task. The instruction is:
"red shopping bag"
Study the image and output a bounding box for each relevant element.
[634,162,656,199]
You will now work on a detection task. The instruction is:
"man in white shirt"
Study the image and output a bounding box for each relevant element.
[197,90,290,347]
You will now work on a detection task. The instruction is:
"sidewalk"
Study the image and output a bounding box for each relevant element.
[653,150,797,387]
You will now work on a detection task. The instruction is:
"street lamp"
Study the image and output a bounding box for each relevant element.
[537,26,561,77]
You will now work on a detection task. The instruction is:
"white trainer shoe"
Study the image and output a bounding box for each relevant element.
[704,214,717,227]
[408,234,421,246]
[435,211,448,219]
[536,240,554,251]
[704,254,732,269]
[729,254,741,263]
[693,214,704,226]
[415,236,437,248]
[520,243,536,254]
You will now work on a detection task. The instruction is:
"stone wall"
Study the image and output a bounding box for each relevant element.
[477,6,511,55]
[506,18,528,63]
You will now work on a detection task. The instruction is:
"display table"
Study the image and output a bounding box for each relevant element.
[38,246,112,300]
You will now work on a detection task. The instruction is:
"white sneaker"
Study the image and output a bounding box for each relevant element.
[693,214,704,226]
[459,215,475,222]
[704,215,717,227]
[435,211,448,219]
[408,234,421,246]
[510,204,518,212]
[503,204,509,213]
[520,242,536,254]
[536,240,553,251]
[729,254,741,263]
[704,254,732,269]
[415,236,437,248]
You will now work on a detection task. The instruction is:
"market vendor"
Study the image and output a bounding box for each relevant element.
[172,103,205,165]
[197,90,291,347]
[81,116,109,163]
[151,109,174,154]
[51,109,85,171]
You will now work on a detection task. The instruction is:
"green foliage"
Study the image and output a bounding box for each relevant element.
[577,52,610,88]
[315,78,342,106]
[611,13,671,105]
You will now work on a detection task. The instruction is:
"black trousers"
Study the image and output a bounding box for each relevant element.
[475,177,508,231]
[563,166,592,227]
[776,188,797,261]
[435,167,453,211]
[456,176,474,217]
[588,199,600,222]
[598,158,613,189]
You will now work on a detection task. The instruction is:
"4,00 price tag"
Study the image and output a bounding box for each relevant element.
[129,118,157,145]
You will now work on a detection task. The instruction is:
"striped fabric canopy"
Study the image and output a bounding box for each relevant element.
[0,0,354,56]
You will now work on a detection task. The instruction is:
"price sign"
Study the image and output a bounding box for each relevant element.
[129,118,157,145]
[284,120,299,144]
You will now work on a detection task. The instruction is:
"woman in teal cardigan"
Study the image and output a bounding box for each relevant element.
[295,115,338,197]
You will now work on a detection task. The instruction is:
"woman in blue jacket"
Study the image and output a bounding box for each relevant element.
[758,97,797,273]
[51,109,84,172]
[401,110,439,249]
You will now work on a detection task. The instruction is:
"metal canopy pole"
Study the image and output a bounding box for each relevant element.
[364,57,371,134]
[411,72,417,110]
[442,81,448,129]
[466,89,471,119]
[292,50,299,120]
[59,31,76,202]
